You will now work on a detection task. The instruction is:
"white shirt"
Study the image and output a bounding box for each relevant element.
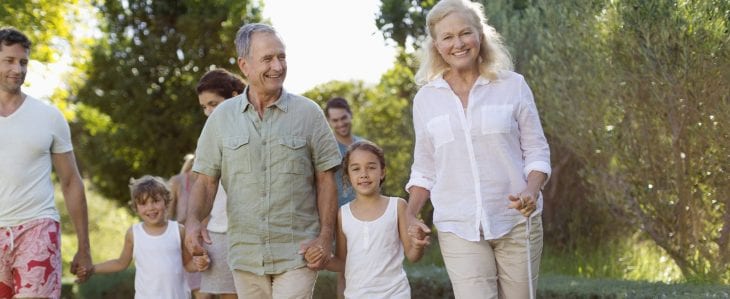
[133,221,190,299]
[206,183,228,233]
[0,96,72,227]
[406,71,551,241]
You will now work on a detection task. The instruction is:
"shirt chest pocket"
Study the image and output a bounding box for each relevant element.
[275,136,309,174]
[222,135,251,173]
[481,105,514,134]
[426,114,455,149]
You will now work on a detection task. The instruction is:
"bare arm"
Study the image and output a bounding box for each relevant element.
[179,224,208,272]
[301,169,338,270]
[406,185,432,232]
[184,173,218,256]
[317,169,338,234]
[325,209,346,272]
[93,227,134,274]
[176,173,198,224]
[406,186,429,219]
[52,151,92,281]
[315,169,337,266]
[398,198,429,262]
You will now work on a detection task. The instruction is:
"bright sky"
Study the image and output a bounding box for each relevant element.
[24,0,396,98]
[262,0,397,94]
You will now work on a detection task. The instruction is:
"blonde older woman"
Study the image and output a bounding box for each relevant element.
[405,0,551,298]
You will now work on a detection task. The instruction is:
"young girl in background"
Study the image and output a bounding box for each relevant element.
[169,153,196,223]
[82,175,209,299]
[306,141,431,298]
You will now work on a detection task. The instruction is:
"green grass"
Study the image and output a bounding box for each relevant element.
[55,182,139,281]
[541,234,683,283]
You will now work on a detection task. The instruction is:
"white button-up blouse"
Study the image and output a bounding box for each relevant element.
[406,71,551,241]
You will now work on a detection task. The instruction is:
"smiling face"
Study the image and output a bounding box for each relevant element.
[346,148,386,197]
[134,194,168,226]
[0,43,29,94]
[326,107,352,139]
[238,31,287,95]
[432,11,481,73]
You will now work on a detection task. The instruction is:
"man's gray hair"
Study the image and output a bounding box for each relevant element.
[235,23,279,58]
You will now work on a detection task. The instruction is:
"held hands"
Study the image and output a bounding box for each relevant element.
[184,220,211,258]
[298,236,332,270]
[303,245,327,266]
[508,190,538,217]
[193,252,211,272]
[73,264,94,283]
[70,250,93,283]
[407,216,431,249]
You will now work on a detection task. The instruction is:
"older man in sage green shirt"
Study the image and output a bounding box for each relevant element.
[185,23,341,298]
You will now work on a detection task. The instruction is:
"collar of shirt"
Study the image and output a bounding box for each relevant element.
[240,86,291,113]
[425,73,492,89]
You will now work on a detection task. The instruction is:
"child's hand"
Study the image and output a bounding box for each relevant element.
[304,245,325,265]
[193,253,210,272]
[74,265,94,283]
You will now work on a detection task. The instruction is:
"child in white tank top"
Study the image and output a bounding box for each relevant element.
[79,176,210,299]
[305,141,431,298]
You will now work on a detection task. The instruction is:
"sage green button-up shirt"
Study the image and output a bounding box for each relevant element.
[193,89,341,275]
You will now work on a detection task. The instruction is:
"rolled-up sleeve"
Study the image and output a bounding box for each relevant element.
[517,78,551,186]
[193,116,222,178]
[309,104,342,173]
[406,97,437,193]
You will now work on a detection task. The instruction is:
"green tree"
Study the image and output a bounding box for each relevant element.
[523,0,730,282]
[376,0,435,49]
[1,0,99,120]
[0,0,79,62]
[74,0,263,202]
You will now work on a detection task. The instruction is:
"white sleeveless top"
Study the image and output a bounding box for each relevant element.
[206,183,228,233]
[133,220,190,299]
[342,197,410,299]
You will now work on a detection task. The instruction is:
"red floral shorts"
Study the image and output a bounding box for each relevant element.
[0,218,61,299]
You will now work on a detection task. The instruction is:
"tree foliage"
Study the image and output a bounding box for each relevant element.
[376,0,434,49]
[530,0,729,282]
[0,0,80,62]
[1,0,99,120]
[73,0,263,202]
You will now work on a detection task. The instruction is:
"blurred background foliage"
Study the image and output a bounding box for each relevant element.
[1,0,728,287]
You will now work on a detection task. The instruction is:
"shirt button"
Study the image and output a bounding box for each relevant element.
[262,166,266,171]
[262,140,266,145]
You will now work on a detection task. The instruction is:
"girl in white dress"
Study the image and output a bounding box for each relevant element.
[85,176,210,299]
[306,141,431,299]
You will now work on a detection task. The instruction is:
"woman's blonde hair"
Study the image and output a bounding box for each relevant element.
[414,0,513,84]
